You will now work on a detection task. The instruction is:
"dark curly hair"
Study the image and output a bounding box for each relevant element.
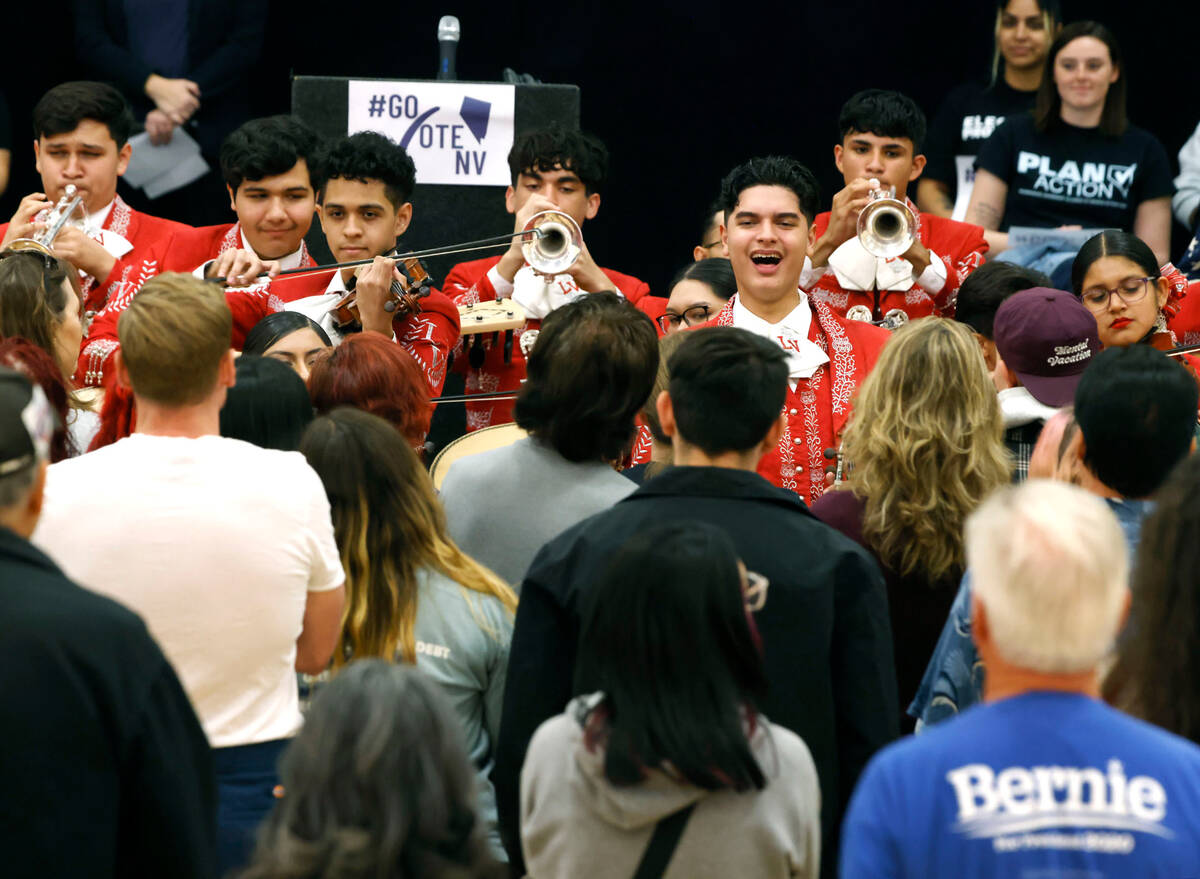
[507,124,608,194]
[718,156,821,226]
[220,115,320,193]
[33,81,134,147]
[314,131,417,210]
[514,291,658,463]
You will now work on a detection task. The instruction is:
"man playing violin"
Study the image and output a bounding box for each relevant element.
[285,131,460,395]
[443,125,655,431]
[806,90,988,322]
[75,114,328,388]
[0,82,197,385]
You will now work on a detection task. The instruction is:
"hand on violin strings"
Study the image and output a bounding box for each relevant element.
[206,249,280,287]
[354,256,402,337]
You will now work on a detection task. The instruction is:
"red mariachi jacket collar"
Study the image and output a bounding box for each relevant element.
[712,293,867,435]
[216,222,314,267]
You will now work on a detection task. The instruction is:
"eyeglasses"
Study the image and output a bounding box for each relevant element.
[700,240,723,251]
[1080,276,1156,312]
[656,303,712,332]
[743,570,769,613]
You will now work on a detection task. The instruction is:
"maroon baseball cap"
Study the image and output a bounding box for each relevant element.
[993,288,1101,408]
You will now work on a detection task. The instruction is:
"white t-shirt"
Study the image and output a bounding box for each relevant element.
[33,434,345,748]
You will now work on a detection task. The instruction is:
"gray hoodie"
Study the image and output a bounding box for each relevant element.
[520,695,821,879]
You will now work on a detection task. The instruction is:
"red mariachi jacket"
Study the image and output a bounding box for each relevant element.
[702,295,891,504]
[75,222,327,388]
[805,207,987,320]
[443,255,653,430]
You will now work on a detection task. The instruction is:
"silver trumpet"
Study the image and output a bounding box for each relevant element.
[857,179,917,259]
[6,184,86,255]
[522,210,582,275]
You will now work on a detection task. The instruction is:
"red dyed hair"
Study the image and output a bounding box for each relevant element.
[0,337,74,461]
[308,334,431,449]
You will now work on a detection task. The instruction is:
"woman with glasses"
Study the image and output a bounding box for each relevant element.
[657,258,735,334]
[520,521,820,879]
[811,318,1011,731]
[1071,231,1200,383]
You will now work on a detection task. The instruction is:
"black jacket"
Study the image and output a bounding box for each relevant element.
[72,0,268,156]
[0,526,218,878]
[492,466,898,878]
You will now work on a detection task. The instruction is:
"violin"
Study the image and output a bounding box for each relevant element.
[330,252,432,331]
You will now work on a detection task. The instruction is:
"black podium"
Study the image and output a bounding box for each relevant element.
[291,76,580,284]
[290,76,581,456]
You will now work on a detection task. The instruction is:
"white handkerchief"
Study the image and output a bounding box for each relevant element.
[733,295,829,379]
[828,237,915,292]
[510,266,580,320]
[96,229,133,261]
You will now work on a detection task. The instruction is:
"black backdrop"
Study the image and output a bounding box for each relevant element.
[6,0,1197,293]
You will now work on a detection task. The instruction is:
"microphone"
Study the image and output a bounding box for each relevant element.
[437,15,460,81]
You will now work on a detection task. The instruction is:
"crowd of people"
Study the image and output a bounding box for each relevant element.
[4,1,1200,877]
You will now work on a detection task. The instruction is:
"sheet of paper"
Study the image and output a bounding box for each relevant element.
[143,152,210,198]
[1007,226,1107,251]
[123,127,208,192]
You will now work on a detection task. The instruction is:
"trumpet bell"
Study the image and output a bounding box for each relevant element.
[522,210,582,275]
[2,238,55,256]
[857,187,918,259]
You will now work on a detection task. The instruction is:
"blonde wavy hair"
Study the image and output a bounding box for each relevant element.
[840,317,1011,582]
[300,408,517,666]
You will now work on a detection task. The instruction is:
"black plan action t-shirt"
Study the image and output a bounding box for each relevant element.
[975,112,1174,231]
[924,79,1038,196]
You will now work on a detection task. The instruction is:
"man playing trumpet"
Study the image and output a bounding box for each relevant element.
[443,125,654,431]
[807,90,989,321]
[0,82,196,384]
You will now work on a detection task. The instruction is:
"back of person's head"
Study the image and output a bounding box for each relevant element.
[0,339,73,462]
[308,334,430,449]
[507,124,609,195]
[640,331,688,447]
[1104,454,1200,742]
[118,274,232,406]
[838,89,927,152]
[242,311,333,357]
[699,198,724,245]
[0,250,82,376]
[1073,345,1197,498]
[666,327,787,455]
[1070,229,1159,297]
[0,368,56,524]
[241,660,502,879]
[843,318,1010,581]
[1036,21,1126,136]
[956,260,1052,339]
[32,81,134,146]
[718,156,821,226]
[669,258,737,302]
[219,356,313,450]
[314,131,417,209]
[300,409,513,665]
[221,115,320,192]
[968,480,1128,673]
[514,292,658,463]
[574,521,768,792]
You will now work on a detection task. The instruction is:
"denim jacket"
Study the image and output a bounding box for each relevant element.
[908,497,1152,730]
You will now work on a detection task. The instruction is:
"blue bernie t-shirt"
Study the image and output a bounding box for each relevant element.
[841,691,1200,878]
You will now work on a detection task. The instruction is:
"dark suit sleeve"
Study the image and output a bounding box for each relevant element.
[491,555,579,870]
[117,655,219,879]
[187,0,268,99]
[830,548,899,814]
[72,0,154,97]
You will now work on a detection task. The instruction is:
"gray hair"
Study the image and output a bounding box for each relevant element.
[239,660,502,879]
